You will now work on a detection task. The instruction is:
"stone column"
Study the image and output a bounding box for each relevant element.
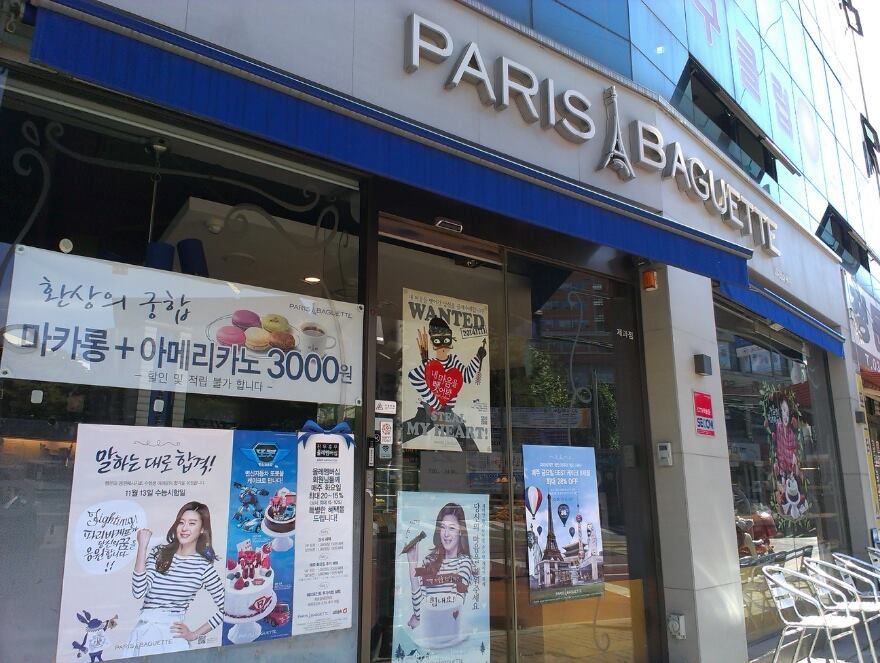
[641,266,747,663]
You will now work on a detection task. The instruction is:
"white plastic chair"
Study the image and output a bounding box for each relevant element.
[804,557,880,663]
[762,565,864,663]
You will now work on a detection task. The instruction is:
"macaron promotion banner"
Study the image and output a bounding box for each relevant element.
[400,288,491,453]
[392,491,489,663]
[56,424,233,662]
[523,444,604,605]
[1,245,363,405]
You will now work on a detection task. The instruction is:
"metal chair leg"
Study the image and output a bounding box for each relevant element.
[826,626,839,662]
[808,627,822,659]
[771,628,787,663]
[863,616,878,663]
[852,624,866,663]
[790,628,806,663]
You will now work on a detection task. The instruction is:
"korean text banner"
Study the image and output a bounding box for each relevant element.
[57,424,233,661]
[292,427,355,635]
[400,288,491,453]
[2,245,363,405]
[523,444,603,604]
[392,491,489,663]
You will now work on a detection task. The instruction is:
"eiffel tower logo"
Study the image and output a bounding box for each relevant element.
[541,493,563,562]
[598,86,635,181]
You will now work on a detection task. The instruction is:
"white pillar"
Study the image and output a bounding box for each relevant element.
[642,266,748,663]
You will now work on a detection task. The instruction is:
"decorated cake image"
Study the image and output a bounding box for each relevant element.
[223,539,278,643]
[263,488,296,534]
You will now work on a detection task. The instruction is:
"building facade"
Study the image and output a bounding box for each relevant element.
[0,1,877,662]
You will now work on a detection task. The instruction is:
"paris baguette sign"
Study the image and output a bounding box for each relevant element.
[405,14,781,258]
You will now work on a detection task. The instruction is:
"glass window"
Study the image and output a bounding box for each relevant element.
[554,0,631,39]
[683,0,734,94]
[757,0,787,70]
[640,0,687,44]
[0,80,363,662]
[716,304,849,649]
[479,0,532,26]
[628,0,689,87]
[532,2,633,78]
[781,3,812,100]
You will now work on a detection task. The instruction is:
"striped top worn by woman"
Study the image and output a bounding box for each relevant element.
[408,354,481,410]
[411,554,474,618]
[132,550,225,629]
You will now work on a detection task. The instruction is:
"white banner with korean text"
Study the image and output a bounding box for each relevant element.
[1,246,363,404]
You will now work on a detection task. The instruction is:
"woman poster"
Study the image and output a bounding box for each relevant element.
[56,425,232,661]
[393,491,489,663]
[127,502,224,656]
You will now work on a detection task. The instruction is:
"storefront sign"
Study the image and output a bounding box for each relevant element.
[405,13,781,258]
[1,246,363,405]
[292,424,355,635]
[693,391,716,436]
[522,445,603,605]
[392,491,489,663]
[400,288,491,453]
[56,423,355,661]
[57,425,233,661]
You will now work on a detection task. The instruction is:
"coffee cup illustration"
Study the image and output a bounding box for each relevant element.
[299,322,337,355]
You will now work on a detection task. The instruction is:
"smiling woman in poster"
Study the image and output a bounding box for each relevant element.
[405,502,475,645]
[127,501,224,656]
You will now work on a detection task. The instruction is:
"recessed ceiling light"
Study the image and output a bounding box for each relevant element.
[303,276,321,284]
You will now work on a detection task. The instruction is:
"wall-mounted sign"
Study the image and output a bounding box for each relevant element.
[1,246,364,405]
[693,391,716,436]
[405,13,781,258]
[845,273,880,373]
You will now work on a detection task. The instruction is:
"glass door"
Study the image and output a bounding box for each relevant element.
[368,224,659,662]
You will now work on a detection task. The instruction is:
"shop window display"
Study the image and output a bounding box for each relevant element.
[0,78,362,662]
[716,304,848,646]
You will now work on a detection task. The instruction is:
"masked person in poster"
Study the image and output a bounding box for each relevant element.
[127,502,224,656]
[405,503,475,646]
[402,317,487,453]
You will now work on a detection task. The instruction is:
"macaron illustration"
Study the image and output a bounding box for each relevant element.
[232,309,261,330]
[216,325,246,347]
[244,327,271,352]
[269,330,296,351]
[260,313,290,333]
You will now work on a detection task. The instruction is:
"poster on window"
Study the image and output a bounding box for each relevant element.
[292,423,356,635]
[762,384,810,521]
[223,430,299,645]
[56,424,233,661]
[1,245,363,405]
[400,288,491,453]
[522,444,604,604]
[392,491,489,663]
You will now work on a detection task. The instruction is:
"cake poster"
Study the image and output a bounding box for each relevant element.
[56,424,233,661]
[223,430,299,645]
[292,422,356,635]
[400,288,491,453]
[523,444,604,605]
[1,245,363,405]
[392,491,489,663]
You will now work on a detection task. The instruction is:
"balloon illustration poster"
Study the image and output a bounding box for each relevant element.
[523,444,604,605]
[400,288,491,453]
[56,423,354,662]
[392,491,490,663]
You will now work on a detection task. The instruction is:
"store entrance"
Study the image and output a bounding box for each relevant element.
[367,219,659,662]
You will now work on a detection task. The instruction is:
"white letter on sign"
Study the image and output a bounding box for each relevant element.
[631,120,666,172]
[405,14,453,73]
[496,56,540,124]
[446,41,496,105]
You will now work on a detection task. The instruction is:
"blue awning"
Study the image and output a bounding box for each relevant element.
[28,0,751,285]
[718,282,844,357]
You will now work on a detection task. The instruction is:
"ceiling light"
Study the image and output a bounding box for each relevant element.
[303,276,321,284]
[655,45,665,55]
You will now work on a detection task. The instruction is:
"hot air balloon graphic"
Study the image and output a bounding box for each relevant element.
[558,503,570,526]
[537,525,543,536]
[525,486,543,517]
[569,526,576,538]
